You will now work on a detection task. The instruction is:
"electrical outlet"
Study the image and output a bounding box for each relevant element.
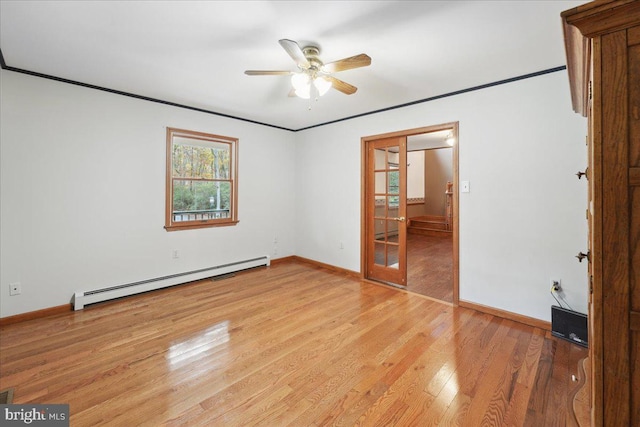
[550,278,562,292]
[9,282,21,296]
[339,241,344,250]
[172,250,179,259]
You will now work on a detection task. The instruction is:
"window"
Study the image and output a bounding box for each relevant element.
[165,127,238,231]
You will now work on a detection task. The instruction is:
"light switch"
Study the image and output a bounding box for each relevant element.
[461,181,470,193]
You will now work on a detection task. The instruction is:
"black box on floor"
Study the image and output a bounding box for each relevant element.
[551,305,588,348]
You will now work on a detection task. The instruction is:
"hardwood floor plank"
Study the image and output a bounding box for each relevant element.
[517,327,546,387]
[460,322,519,423]
[477,324,532,425]
[0,261,585,426]
[391,351,449,425]
[437,390,473,427]
[315,305,451,426]
[450,317,508,398]
[525,332,555,425]
[543,332,572,427]
[502,382,533,427]
[341,329,444,424]
[525,331,588,427]
[286,300,434,425]
[406,233,453,302]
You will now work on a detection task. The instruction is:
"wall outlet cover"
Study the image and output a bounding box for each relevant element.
[9,283,21,296]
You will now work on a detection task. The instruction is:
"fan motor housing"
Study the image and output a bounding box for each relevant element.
[302,46,320,58]
[302,46,323,70]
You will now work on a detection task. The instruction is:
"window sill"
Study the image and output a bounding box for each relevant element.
[164,220,239,232]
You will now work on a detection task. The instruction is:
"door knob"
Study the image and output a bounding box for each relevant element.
[576,251,590,263]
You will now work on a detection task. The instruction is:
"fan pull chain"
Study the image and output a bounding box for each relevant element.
[308,82,317,111]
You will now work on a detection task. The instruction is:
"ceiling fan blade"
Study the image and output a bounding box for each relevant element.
[245,70,292,76]
[279,39,310,68]
[326,76,358,95]
[323,54,371,73]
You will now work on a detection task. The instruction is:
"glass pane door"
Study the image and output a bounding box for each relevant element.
[366,137,407,286]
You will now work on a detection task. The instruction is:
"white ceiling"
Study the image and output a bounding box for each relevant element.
[0,0,588,131]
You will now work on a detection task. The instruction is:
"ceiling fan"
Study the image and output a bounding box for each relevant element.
[245,39,371,99]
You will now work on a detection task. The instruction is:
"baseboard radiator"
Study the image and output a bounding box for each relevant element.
[73,255,270,310]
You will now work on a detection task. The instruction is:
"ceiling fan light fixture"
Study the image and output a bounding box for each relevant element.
[294,85,311,99]
[291,73,310,92]
[314,76,332,96]
[246,39,369,101]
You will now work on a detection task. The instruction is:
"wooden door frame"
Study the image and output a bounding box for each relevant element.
[361,122,460,304]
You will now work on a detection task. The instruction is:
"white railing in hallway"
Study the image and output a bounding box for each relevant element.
[173,209,230,222]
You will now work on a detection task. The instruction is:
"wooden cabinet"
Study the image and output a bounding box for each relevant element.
[562,1,640,426]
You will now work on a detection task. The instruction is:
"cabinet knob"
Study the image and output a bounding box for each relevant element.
[576,251,590,263]
[576,168,588,180]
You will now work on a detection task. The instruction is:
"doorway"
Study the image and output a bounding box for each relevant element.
[361,123,459,304]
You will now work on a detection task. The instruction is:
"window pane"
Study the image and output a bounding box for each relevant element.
[375,171,386,194]
[166,127,238,230]
[386,221,399,241]
[375,218,386,242]
[388,170,399,194]
[374,147,386,169]
[172,180,231,222]
[172,142,230,179]
[374,242,386,266]
[388,150,399,169]
[387,244,399,268]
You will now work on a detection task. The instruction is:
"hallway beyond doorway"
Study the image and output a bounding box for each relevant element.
[406,233,453,302]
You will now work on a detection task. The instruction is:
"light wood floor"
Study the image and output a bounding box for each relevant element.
[406,233,453,302]
[0,261,586,426]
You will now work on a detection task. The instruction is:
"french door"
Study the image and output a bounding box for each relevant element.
[365,136,407,286]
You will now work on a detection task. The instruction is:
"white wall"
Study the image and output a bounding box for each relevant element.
[294,71,589,322]
[1,68,589,323]
[424,148,453,216]
[0,70,296,317]
[407,151,425,199]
